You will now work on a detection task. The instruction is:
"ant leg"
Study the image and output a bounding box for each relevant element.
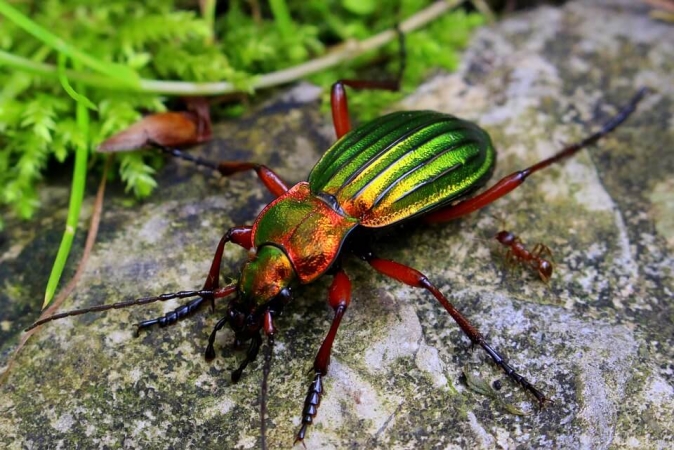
[424,88,648,224]
[151,144,289,197]
[331,28,405,138]
[135,226,251,335]
[295,270,352,444]
[357,248,549,405]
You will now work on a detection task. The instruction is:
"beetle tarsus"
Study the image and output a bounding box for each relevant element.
[480,342,548,404]
[296,372,323,444]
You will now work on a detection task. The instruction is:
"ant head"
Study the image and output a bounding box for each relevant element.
[495,230,515,245]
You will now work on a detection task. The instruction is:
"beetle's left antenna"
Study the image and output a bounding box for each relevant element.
[260,332,275,450]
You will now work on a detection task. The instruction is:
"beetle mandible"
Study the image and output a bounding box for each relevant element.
[30,78,647,444]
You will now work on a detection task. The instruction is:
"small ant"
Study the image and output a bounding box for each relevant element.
[495,230,554,284]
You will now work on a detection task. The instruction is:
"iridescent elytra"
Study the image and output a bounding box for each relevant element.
[29,81,647,447]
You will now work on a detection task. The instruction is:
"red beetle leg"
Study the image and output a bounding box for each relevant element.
[424,88,647,224]
[296,269,352,444]
[150,146,290,197]
[202,226,252,292]
[215,161,289,197]
[331,79,400,139]
[134,226,251,336]
[362,253,549,405]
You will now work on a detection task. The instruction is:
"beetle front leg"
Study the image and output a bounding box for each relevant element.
[135,226,252,335]
[357,249,548,405]
[296,269,352,444]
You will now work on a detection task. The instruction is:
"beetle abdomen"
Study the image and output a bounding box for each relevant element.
[308,111,496,227]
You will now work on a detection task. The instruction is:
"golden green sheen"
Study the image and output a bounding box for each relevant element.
[309,111,496,227]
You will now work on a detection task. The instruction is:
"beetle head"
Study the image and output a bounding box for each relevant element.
[227,245,295,337]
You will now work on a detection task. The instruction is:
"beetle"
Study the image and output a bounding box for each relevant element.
[495,229,554,283]
[29,82,646,445]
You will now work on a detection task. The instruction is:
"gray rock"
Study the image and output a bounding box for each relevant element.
[1,0,672,449]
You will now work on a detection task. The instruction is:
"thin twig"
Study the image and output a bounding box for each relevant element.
[0,156,111,385]
[471,0,496,22]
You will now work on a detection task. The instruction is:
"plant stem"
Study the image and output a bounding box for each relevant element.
[0,0,464,96]
[43,64,90,308]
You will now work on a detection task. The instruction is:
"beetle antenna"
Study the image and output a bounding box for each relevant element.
[260,332,275,450]
[26,286,237,332]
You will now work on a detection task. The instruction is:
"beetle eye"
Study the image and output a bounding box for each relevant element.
[264,287,292,314]
[278,287,292,305]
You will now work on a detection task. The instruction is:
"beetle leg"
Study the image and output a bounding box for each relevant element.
[231,332,262,382]
[357,250,549,405]
[215,161,289,197]
[331,79,401,139]
[330,27,406,139]
[151,145,289,197]
[424,88,648,223]
[296,269,352,444]
[135,226,252,335]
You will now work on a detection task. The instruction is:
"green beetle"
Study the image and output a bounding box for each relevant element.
[30,81,646,444]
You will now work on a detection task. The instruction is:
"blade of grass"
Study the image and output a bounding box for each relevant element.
[57,52,98,111]
[200,0,217,43]
[269,0,295,41]
[43,61,91,308]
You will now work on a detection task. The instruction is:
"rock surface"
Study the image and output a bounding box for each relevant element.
[1,1,673,449]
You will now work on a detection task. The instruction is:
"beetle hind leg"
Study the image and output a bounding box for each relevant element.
[357,249,549,405]
[423,88,647,224]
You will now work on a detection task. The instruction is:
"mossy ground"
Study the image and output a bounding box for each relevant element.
[1,1,673,448]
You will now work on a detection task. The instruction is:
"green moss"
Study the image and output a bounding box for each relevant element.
[0,0,484,229]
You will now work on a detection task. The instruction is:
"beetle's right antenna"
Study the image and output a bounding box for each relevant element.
[26,285,237,332]
[149,142,221,172]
